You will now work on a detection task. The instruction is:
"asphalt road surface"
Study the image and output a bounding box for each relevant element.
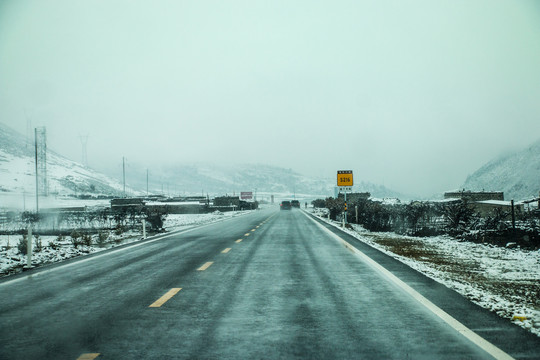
[1,207,539,359]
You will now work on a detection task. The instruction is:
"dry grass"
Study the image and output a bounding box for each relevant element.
[363,233,540,318]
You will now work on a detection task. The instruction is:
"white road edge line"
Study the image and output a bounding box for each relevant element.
[0,225,203,288]
[303,212,514,360]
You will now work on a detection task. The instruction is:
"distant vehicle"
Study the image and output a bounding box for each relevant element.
[291,200,300,208]
[280,201,291,210]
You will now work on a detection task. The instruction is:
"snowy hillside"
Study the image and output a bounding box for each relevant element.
[462,139,540,201]
[1,122,406,202]
[105,161,408,199]
[0,122,140,208]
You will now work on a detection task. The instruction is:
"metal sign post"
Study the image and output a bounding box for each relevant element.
[337,171,353,227]
[344,192,347,228]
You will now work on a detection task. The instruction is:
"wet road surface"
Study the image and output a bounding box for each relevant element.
[1,207,539,359]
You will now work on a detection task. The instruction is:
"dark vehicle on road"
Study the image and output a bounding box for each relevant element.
[291,200,300,208]
[280,201,291,210]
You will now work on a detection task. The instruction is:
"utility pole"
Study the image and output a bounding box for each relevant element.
[146,169,149,196]
[35,127,48,196]
[34,128,39,213]
[511,199,516,231]
[123,157,126,198]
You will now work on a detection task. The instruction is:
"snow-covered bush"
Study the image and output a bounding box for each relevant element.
[17,235,27,255]
[81,234,92,247]
[48,239,60,250]
[97,231,108,247]
[34,235,42,252]
[70,230,83,248]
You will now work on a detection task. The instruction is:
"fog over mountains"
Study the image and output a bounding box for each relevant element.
[2,122,539,202]
[0,122,131,200]
[106,161,407,200]
[0,122,406,201]
[462,139,540,201]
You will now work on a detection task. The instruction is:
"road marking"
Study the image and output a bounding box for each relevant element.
[303,212,515,360]
[198,262,214,271]
[244,233,250,236]
[251,229,256,232]
[222,248,232,253]
[149,288,182,308]
[235,239,243,243]
[77,354,100,360]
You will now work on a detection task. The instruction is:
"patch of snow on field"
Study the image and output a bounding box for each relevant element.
[311,211,540,337]
[163,210,251,230]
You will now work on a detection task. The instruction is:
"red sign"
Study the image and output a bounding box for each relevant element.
[240,192,253,200]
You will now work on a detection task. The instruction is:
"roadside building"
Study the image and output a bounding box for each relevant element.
[473,200,524,218]
[444,190,504,202]
[337,192,371,203]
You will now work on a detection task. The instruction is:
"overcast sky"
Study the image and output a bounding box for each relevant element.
[1,0,539,197]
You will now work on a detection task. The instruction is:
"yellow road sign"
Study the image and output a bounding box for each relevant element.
[337,170,353,187]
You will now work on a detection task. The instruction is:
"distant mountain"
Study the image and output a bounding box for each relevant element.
[104,161,331,197]
[0,122,139,201]
[462,139,540,201]
[102,161,407,200]
[0,122,406,202]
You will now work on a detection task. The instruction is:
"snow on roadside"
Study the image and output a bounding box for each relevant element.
[162,210,252,230]
[310,210,540,337]
[0,210,252,277]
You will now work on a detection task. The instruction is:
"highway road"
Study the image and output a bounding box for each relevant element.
[1,207,539,359]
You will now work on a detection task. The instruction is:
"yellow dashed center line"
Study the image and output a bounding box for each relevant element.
[235,239,243,243]
[198,262,214,271]
[222,248,232,253]
[149,288,182,308]
[244,233,250,237]
[77,354,100,360]
[251,229,256,232]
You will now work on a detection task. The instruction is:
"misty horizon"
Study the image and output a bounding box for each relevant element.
[1,1,540,197]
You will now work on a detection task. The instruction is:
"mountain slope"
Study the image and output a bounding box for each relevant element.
[0,122,138,200]
[105,161,407,199]
[462,139,540,200]
[1,122,406,202]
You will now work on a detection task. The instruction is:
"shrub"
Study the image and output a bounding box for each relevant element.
[114,226,126,236]
[442,199,477,233]
[97,231,109,247]
[81,233,92,247]
[34,235,43,252]
[70,230,83,248]
[143,207,168,231]
[48,240,60,250]
[311,199,326,208]
[17,235,28,255]
[325,197,345,221]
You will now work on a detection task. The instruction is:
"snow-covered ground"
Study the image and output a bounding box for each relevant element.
[0,210,252,277]
[310,208,540,337]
